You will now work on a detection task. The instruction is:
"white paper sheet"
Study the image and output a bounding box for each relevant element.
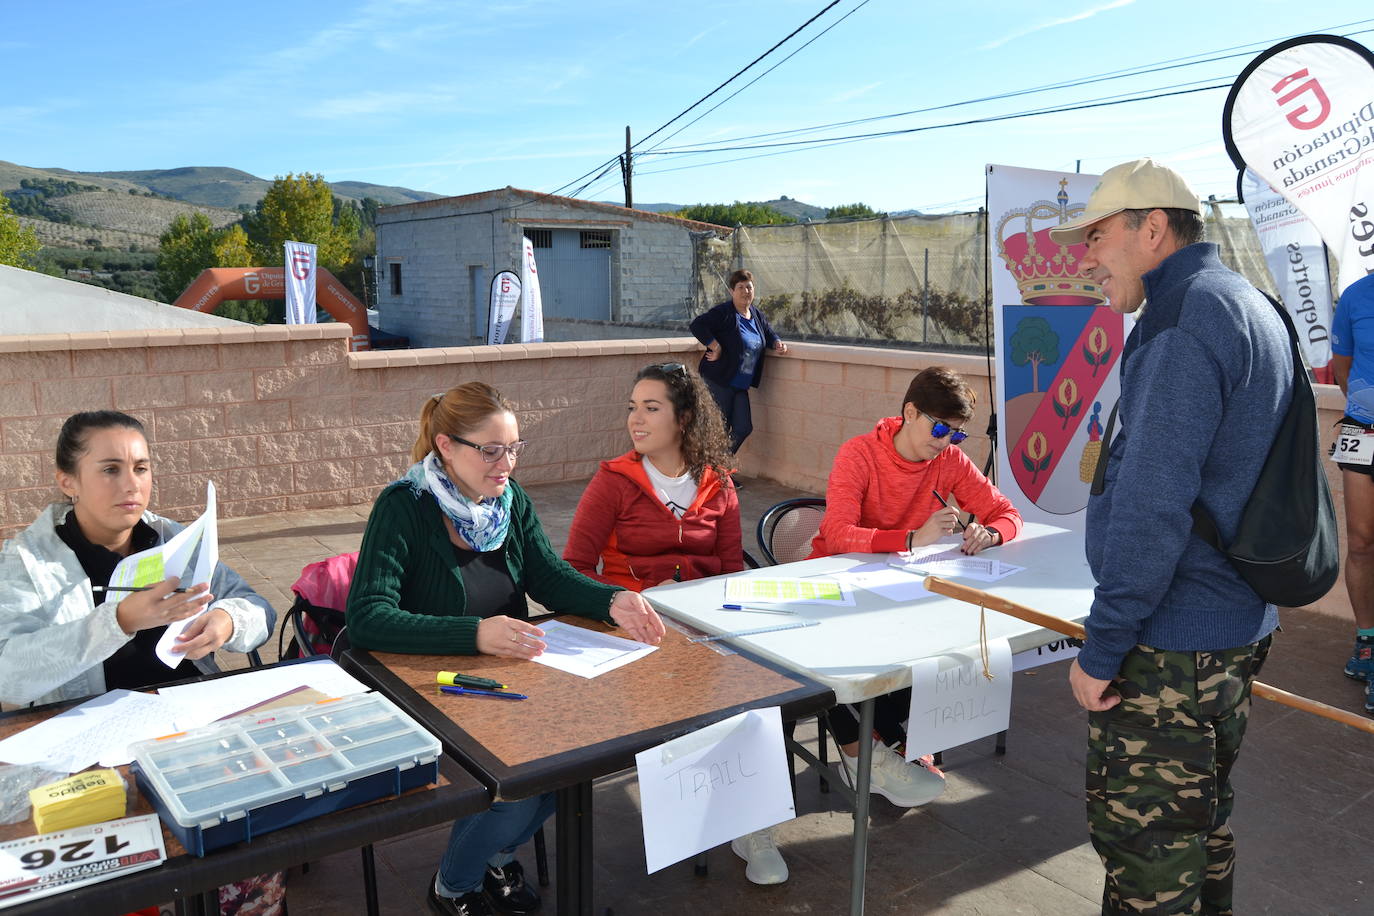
[905,639,1013,760]
[0,690,185,773]
[530,620,658,678]
[827,563,935,602]
[889,541,1024,582]
[636,707,793,874]
[156,658,370,728]
[0,813,165,906]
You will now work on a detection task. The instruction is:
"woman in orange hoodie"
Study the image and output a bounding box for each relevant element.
[811,366,1022,809]
[565,363,793,884]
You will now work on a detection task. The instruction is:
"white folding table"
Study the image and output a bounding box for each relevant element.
[644,522,1098,915]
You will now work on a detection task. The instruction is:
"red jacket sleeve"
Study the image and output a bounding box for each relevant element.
[817,442,910,554]
[716,483,745,573]
[949,451,1023,544]
[563,469,624,586]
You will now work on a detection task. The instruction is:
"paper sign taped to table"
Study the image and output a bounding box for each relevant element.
[635,707,793,874]
[906,639,1012,760]
[1012,637,1083,672]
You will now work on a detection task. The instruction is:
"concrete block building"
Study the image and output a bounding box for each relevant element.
[373,188,729,348]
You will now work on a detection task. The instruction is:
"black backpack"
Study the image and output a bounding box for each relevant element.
[1094,291,1339,607]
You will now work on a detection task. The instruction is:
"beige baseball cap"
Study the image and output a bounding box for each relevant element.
[1048,158,1201,245]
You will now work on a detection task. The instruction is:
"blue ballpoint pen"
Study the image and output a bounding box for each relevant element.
[439,685,528,700]
[721,603,797,616]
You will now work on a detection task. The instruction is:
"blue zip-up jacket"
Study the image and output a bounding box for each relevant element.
[1080,243,1287,679]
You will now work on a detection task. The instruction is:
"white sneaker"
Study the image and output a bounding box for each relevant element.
[730,827,788,885]
[838,742,946,808]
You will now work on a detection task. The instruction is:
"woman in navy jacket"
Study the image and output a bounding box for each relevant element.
[689,269,788,452]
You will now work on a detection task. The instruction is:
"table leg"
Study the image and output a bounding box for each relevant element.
[361,843,380,916]
[555,781,594,916]
[849,698,875,916]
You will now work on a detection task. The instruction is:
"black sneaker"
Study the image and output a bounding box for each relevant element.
[427,877,497,916]
[484,859,541,914]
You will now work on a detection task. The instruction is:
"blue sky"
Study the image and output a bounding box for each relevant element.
[5,1,1371,212]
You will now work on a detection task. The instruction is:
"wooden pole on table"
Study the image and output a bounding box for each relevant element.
[923,575,1374,737]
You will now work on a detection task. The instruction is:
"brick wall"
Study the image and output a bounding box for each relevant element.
[0,325,1355,620]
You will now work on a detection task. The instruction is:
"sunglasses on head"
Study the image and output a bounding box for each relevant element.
[448,435,528,463]
[649,362,687,378]
[920,411,968,444]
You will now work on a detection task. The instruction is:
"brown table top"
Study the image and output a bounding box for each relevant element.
[0,671,489,915]
[342,615,835,800]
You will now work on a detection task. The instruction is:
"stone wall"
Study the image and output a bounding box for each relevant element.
[0,325,1355,620]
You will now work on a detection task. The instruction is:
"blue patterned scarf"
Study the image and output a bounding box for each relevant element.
[401,452,512,551]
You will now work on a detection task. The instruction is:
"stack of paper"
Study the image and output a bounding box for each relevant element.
[28,768,126,833]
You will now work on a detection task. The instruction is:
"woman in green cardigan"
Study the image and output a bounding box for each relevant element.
[348,381,664,916]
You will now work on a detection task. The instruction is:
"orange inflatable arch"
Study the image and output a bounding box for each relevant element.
[173,267,371,351]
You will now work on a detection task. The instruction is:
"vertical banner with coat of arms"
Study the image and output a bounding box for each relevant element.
[283,240,318,325]
[988,164,1125,531]
[487,270,521,346]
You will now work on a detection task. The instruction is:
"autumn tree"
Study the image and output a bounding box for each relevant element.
[244,173,359,272]
[0,194,40,267]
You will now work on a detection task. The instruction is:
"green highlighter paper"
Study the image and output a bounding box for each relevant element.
[725,577,844,602]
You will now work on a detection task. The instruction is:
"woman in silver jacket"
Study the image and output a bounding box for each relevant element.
[0,410,274,708]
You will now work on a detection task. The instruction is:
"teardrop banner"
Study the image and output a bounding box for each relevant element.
[1222,34,1374,293]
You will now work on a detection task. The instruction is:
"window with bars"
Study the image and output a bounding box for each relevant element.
[524,229,552,248]
[580,230,612,249]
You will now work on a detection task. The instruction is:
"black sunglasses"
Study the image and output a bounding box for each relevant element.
[649,362,688,378]
[920,411,968,445]
[448,435,528,463]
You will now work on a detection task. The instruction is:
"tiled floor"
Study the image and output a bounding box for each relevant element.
[215,476,1370,915]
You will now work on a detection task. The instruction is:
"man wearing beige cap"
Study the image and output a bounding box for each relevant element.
[1050,158,1289,915]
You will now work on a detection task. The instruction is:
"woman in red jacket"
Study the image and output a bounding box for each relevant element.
[811,366,1023,808]
[565,363,790,884]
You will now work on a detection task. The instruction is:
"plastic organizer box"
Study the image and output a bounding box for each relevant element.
[129,692,441,856]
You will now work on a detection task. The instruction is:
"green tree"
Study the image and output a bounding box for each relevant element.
[825,202,886,220]
[1009,316,1060,392]
[672,201,790,226]
[243,173,358,273]
[0,195,40,267]
[155,213,220,302]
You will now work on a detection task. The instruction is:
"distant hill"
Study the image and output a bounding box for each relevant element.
[0,160,443,212]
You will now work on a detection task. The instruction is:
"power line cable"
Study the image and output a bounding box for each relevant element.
[641,0,876,154]
[632,0,847,152]
[647,20,1374,155]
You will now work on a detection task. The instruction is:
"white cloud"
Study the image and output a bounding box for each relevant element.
[980,0,1136,51]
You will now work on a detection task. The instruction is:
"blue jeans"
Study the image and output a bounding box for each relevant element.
[705,378,753,453]
[437,793,556,896]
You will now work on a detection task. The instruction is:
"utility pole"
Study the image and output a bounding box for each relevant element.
[621,126,633,209]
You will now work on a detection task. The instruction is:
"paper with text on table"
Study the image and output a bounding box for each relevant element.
[530,619,658,678]
[888,539,1024,583]
[635,707,793,874]
[0,689,185,774]
[905,638,1012,761]
[157,657,371,728]
[722,575,856,606]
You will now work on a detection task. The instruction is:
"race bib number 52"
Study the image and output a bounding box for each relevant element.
[1334,424,1374,466]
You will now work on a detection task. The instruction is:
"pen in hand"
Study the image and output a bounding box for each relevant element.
[94,585,192,593]
[930,490,969,531]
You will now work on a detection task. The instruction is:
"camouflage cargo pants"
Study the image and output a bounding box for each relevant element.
[1085,635,1271,915]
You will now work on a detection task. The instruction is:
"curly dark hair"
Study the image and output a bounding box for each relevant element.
[633,363,734,484]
